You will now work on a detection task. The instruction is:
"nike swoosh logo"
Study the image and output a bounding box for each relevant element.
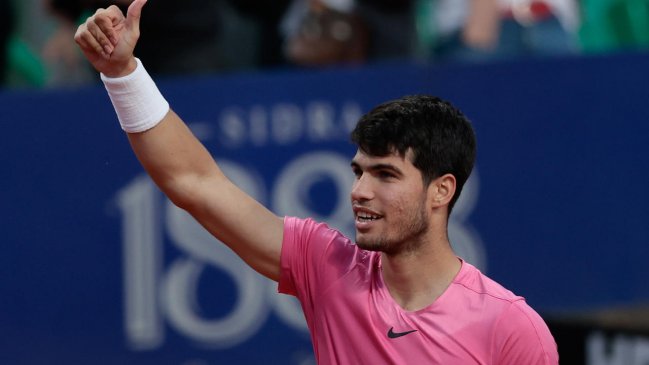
[387,327,417,339]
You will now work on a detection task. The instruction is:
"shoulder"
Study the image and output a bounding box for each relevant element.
[283,216,362,266]
[453,262,558,362]
[284,216,353,248]
[452,261,523,304]
[284,216,336,234]
[457,263,558,364]
[280,216,373,296]
[492,300,558,364]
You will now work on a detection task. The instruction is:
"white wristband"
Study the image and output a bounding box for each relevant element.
[100,58,170,133]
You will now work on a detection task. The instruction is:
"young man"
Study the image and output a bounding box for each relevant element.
[74,1,558,363]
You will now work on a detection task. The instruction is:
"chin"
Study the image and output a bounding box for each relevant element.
[355,237,386,252]
[355,241,372,251]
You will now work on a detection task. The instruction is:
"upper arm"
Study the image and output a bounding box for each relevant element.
[127,109,284,281]
[187,177,285,281]
[493,301,559,365]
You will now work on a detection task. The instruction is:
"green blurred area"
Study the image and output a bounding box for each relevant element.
[580,0,649,51]
[2,0,649,89]
[6,35,47,87]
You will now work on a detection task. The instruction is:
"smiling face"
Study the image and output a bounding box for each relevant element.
[350,95,476,217]
[350,149,432,255]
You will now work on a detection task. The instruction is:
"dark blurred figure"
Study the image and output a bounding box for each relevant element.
[1,0,16,86]
[280,0,415,68]
[136,0,223,76]
[225,0,292,68]
[284,0,370,66]
[357,0,415,62]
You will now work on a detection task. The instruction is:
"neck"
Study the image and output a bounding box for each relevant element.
[381,232,461,312]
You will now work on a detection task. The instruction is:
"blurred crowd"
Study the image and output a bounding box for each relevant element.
[1,0,648,89]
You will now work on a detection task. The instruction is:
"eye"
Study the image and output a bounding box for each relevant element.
[377,170,396,179]
[351,167,362,178]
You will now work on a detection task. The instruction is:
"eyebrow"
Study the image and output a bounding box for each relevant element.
[350,161,404,177]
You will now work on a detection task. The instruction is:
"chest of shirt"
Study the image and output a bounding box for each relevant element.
[306,273,498,364]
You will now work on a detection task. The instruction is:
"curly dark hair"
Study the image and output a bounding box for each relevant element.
[350,95,476,213]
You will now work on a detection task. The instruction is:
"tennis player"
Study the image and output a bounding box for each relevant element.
[75,1,559,363]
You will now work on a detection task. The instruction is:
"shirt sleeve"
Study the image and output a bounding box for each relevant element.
[493,300,559,365]
[278,216,318,297]
[278,216,358,310]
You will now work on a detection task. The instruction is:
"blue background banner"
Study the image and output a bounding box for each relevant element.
[1,52,648,364]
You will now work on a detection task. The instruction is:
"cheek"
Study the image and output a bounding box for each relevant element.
[391,188,428,217]
[383,190,408,214]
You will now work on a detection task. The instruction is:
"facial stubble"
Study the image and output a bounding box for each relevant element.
[355,196,430,256]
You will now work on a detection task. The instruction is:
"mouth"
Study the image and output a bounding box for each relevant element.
[353,206,383,229]
[356,211,383,222]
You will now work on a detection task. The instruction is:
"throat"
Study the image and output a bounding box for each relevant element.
[381,253,462,311]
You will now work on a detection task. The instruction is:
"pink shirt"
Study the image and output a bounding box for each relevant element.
[279,217,559,365]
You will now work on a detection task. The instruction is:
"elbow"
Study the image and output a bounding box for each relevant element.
[158,176,202,212]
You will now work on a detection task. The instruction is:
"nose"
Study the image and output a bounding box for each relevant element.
[351,174,373,203]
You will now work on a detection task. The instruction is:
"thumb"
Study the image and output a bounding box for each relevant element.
[125,0,147,34]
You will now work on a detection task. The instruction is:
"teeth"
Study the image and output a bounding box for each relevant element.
[358,212,380,221]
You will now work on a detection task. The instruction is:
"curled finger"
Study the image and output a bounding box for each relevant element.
[86,20,114,56]
[95,9,121,45]
[75,24,109,59]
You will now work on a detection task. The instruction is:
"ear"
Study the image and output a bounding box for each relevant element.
[429,174,456,209]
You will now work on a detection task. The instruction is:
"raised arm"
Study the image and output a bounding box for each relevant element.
[462,0,501,50]
[74,0,284,281]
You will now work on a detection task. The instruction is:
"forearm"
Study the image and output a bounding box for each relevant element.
[101,57,223,207]
[129,110,283,281]
[126,110,224,208]
[110,68,282,280]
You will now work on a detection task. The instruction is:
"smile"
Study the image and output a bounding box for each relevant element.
[356,212,382,222]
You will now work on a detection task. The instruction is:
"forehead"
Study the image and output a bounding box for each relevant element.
[351,149,415,168]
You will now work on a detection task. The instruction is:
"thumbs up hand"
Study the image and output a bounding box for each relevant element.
[74,0,147,77]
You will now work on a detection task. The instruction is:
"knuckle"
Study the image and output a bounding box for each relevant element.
[73,25,84,38]
[96,16,110,28]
